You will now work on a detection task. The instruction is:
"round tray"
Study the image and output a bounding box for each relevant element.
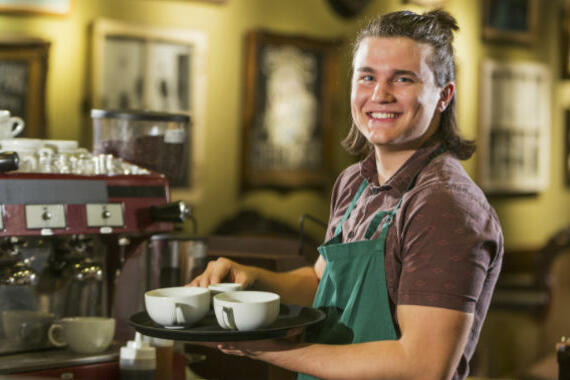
[129,304,325,342]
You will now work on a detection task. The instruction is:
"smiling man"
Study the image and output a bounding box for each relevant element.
[191,9,504,380]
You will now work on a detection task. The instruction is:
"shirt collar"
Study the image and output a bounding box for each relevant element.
[358,141,444,196]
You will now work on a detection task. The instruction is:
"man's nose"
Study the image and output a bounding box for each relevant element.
[371,82,394,102]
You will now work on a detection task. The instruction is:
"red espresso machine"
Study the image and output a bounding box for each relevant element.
[0,168,190,375]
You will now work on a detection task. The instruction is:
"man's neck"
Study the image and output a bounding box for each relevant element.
[374,146,417,185]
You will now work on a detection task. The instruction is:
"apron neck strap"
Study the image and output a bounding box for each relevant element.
[333,179,368,237]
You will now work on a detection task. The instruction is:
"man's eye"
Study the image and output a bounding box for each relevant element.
[395,76,413,83]
[359,75,374,82]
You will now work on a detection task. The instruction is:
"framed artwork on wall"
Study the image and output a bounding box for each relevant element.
[241,30,341,190]
[91,19,207,190]
[0,0,70,15]
[0,37,49,139]
[478,58,550,194]
[482,0,538,44]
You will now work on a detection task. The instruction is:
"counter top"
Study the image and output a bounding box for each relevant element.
[0,343,120,374]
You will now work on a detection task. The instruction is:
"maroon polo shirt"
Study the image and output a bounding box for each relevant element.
[324,142,504,380]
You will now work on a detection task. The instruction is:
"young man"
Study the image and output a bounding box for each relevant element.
[191,9,503,380]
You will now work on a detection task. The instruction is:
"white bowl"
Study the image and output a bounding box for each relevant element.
[213,291,280,331]
[145,286,210,328]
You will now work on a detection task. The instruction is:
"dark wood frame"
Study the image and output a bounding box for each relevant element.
[562,3,570,79]
[0,37,50,139]
[482,0,538,44]
[241,30,340,190]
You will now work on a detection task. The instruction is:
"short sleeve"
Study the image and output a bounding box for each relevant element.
[396,185,502,313]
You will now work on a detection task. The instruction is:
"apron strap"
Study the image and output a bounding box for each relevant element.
[364,198,402,239]
[333,179,369,237]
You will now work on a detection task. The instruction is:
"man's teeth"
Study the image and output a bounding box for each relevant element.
[370,112,398,119]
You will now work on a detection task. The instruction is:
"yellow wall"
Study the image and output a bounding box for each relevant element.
[0,0,568,250]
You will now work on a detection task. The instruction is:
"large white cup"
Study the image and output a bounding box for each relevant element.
[145,286,210,328]
[48,317,115,354]
[214,291,280,331]
[0,110,25,139]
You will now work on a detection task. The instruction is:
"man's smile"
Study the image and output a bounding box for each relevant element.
[368,112,401,119]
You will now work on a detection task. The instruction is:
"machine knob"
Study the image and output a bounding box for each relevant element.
[102,209,111,219]
[41,211,52,221]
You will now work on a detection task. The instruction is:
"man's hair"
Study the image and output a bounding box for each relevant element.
[342,9,476,160]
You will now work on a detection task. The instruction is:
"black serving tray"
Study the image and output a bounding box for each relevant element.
[129,304,325,342]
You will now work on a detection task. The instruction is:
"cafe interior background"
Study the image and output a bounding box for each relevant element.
[0,0,570,379]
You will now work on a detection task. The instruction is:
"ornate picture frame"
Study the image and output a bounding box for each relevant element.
[91,18,208,190]
[482,0,539,44]
[0,37,50,138]
[241,30,341,190]
[478,59,550,194]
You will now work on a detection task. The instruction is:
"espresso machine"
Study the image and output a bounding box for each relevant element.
[0,162,193,372]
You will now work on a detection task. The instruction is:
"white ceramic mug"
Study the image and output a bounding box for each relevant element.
[0,110,25,139]
[214,291,280,331]
[144,286,210,328]
[48,317,115,354]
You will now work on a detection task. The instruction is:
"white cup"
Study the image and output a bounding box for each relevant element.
[208,283,243,296]
[0,110,24,139]
[48,317,115,354]
[213,291,280,331]
[145,286,210,328]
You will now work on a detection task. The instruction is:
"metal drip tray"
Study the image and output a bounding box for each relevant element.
[0,342,120,374]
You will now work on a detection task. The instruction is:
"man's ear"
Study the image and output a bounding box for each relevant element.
[438,82,455,112]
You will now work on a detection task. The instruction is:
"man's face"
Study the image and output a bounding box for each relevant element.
[350,36,451,151]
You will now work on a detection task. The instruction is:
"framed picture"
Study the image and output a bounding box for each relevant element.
[482,0,538,44]
[0,37,50,139]
[91,19,207,189]
[242,30,341,190]
[478,59,550,194]
[0,0,70,15]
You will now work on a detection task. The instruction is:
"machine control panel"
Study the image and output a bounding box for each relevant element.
[86,203,124,227]
[25,204,66,229]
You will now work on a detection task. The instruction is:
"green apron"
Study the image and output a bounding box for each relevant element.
[298,147,444,380]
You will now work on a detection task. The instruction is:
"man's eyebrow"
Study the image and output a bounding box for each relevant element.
[354,67,420,78]
[354,66,375,73]
[393,69,419,78]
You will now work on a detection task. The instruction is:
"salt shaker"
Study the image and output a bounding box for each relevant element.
[120,332,156,380]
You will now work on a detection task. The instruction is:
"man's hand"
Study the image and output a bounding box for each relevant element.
[189,257,256,289]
